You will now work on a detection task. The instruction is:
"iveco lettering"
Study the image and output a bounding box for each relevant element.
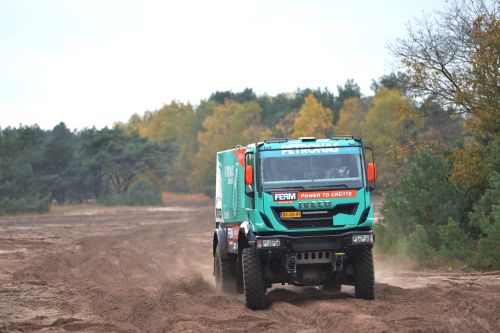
[213,136,377,309]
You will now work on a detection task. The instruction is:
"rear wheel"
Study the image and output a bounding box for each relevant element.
[354,248,375,300]
[214,246,236,293]
[236,257,244,294]
[242,247,269,310]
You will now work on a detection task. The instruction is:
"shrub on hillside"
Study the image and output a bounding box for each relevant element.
[0,160,51,214]
[99,179,163,206]
[377,149,469,255]
[438,218,472,263]
[408,225,436,265]
[126,179,163,206]
[468,142,500,270]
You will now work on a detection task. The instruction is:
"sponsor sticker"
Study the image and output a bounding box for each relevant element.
[280,211,302,219]
[298,190,356,199]
[273,192,298,202]
[272,190,356,202]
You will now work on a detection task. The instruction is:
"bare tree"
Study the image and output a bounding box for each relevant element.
[389,0,499,139]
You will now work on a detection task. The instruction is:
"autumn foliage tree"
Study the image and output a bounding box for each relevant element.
[332,79,362,122]
[190,100,269,194]
[448,143,491,201]
[119,101,210,192]
[390,0,499,140]
[333,97,368,138]
[374,0,500,268]
[293,94,334,138]
[363,88,421,187]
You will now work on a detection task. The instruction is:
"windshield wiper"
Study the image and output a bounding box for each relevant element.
[307,184,348,189]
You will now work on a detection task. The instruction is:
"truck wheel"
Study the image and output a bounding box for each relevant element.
[214,246,235,293]
[354,248,375,300]
[242,247,269,310]
[236,257,244,294]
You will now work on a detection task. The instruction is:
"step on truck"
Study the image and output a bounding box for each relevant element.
[213,136,376,309]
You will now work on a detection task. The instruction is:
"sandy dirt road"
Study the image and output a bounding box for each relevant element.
[0,203,499,332]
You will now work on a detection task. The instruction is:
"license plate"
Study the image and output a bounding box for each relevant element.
[280,211,301,219]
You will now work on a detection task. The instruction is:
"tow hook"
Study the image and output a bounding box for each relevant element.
[333,252,345,272]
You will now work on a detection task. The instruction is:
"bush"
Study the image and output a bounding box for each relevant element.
[438,218,472,263]
[98,192,127,206]
[468,142,500,269]
[377,149,468,256]
[0,194,51,214]
[473,207,500,270]
[126,179,163,206]
[99,179,163,206]
[408,225,436,266]
[373,222,393,253]
[0,160,51,214]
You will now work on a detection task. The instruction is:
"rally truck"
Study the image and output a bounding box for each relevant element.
[213,136,376,309]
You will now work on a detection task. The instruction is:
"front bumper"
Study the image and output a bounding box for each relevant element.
[254,229,374,253]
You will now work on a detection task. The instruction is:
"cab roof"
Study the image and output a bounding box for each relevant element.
[256,136,363,150]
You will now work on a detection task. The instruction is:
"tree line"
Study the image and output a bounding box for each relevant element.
[0,124,175,212]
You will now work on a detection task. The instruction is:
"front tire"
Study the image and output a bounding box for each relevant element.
[214,246,236,293]
[354,248,375,300]
[242,247,268,310]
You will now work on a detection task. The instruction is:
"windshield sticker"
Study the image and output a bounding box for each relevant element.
[260,147,360,158]
[281,143,339,155]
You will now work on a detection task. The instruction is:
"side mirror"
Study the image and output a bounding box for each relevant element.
[245,165,253,185]
[367,162,376,183]
[245,153,254,196]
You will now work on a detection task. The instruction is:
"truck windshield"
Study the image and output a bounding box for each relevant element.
[260,147,364,190]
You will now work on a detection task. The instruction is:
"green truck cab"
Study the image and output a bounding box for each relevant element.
[213,136,376,309]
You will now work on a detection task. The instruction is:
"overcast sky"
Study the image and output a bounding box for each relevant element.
[0,0,448,130]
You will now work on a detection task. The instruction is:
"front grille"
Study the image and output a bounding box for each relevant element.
[272,203,358,230]
[295,251,334,264]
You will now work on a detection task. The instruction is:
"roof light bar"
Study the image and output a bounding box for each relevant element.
[264,138,289,143]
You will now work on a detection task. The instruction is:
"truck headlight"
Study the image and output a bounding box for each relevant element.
[256,239,281,248]
[352,234,373,244]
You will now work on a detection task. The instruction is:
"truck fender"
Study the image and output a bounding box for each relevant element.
[213,227,230,259]
[238,221,256,255]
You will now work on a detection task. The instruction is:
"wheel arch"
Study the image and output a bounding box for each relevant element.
[214,227,230,259]
[238,221,255,256]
